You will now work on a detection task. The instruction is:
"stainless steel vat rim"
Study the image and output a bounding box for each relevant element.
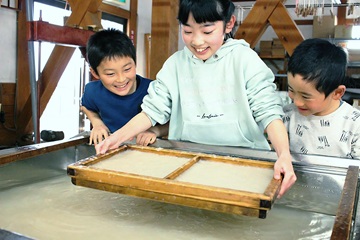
[147,138,360,172]
[0,228,33,240]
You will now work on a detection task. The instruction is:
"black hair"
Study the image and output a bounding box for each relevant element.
[287,38,348,97]
[177,0,235,39]
[86,28,136,75]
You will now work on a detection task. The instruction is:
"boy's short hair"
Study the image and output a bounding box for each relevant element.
[287,38,348,97]
[86,28,136,74]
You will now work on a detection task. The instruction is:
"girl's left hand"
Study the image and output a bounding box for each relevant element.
[273,153,297,198]
[136,131,157,146]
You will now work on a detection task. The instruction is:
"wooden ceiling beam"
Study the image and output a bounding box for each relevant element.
[66,0,103,28]
[234,0,304,56]
[234,0,279,48]
[18,47,76,136]
[268,2,304,56]
[99,3,131,19]
[27,20,95,47]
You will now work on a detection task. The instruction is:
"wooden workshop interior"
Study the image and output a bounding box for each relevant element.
[1,1,360,239]
[0,0,359,148]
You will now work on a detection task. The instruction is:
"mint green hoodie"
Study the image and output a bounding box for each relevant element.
[141,39,284,150]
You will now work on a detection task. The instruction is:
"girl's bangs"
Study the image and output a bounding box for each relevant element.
[178,1,223,24]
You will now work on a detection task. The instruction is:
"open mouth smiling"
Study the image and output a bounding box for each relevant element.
[114,81,129,89]
[194,46,209,54]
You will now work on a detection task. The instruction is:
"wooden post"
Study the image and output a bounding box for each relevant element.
[149,0,179,80]
[16,0,32,143]
[129,0,138,46]
[331,166,359,240]
[145,33,151,79]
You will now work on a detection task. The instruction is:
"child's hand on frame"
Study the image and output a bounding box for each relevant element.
[135,131,157,146]
[89,124,110,145]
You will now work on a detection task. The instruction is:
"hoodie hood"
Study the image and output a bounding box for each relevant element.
[184,38,250,64]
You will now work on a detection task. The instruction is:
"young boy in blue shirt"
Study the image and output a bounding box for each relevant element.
[81,28,168,146]
[283,38,360,159]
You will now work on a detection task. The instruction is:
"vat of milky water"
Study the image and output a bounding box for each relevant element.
[0,135,360,240]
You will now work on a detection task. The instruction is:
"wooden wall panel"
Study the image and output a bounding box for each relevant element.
[149,0,179,80]
[0,83,16,147]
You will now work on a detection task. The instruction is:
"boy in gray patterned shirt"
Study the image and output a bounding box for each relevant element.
[283,38,360,159]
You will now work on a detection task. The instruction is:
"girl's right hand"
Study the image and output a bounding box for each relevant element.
[95,134,122,155]
[95,112,155,154]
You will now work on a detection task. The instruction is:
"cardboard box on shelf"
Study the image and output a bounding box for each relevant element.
[271,48,286,58]
[259,50,272,58]
[260,41,273,50]
[312,15,337,38]
[259,39,286,58]
[272,38,282,47]
[259,40,273,57]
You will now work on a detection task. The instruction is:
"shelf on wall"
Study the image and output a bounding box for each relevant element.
[259,55,286,59]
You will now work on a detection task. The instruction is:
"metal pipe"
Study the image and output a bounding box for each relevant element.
[25,0,39,143]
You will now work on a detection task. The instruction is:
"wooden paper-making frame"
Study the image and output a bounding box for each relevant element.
[67,145,282,218]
